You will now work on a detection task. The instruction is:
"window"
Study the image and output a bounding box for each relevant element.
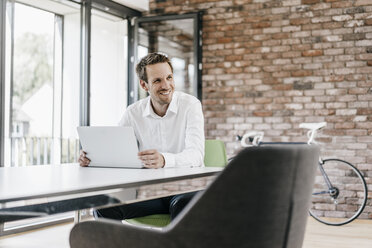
[130,13,202,103]
[3,0,81,167]
[0,0,141,235]
[89,9,128,126]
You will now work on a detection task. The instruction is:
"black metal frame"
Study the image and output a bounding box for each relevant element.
[79,0,91,127]
[79,0,141,126]
[92,0,140,19]
[128,12,203,104]
[0,0,6,167]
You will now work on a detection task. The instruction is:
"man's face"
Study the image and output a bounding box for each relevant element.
[141,62,175,107]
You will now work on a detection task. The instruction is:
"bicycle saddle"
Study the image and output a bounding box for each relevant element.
[299,122,326,130]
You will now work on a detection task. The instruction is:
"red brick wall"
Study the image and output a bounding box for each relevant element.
[145,0,372,218]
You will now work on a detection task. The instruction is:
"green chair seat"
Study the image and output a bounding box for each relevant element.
[125,214,171,227]
[125,140,227,227]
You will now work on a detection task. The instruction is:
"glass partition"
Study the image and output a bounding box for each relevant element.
[133,13,202,102]
[89,9,128,126]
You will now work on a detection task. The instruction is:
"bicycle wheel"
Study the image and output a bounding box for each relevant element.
[309,158,368,226]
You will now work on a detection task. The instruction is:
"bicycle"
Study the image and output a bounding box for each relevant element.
[237,122,368,226]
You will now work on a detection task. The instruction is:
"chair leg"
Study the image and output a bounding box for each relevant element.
[74,210,82,224]
[0,223,4,236]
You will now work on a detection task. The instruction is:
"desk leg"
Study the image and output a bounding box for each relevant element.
[74,210,82,224]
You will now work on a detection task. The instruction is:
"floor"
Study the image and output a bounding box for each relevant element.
[303,218,372,248]
[0,217,371,247]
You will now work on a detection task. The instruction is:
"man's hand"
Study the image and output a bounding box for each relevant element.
[78,150,90,167]
[138,149,165,169]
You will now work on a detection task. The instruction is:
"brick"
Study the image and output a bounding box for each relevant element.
[324,48,344,55]
[332,27,353,35]
[315,109,336,116]
[302,0,320,4]
[322,35,342,42]
[290,18,310,25]
[356,122,372,129]
[333,41,354,48]
[303,63,322,69]
[336,95,358,102]
[343,33,366,41]
[334,68,355,75]
[346,129,367,136]
[349,101,368,108]
[356,67,372,74]
[272,7,290,14]
[305,102,324,109]
[283,0,301,6]
[282,51,302,58]
[355,0,372,6]
[263,27,281,34]
[293,96,312,103]
[345,6,366,14]
[366,19,372,26]
[302,50,323,56]
[311,2,331,10]
[324,75,344,82]
[356,40,372,47]
[357,108,372,115]
[335,55,354,61]
[302,23,322,31]
[282,38,301,45]
[355,26,372,34]
[335,122,355,129]
[273,84,293,90]
[294,109,314,116]
[332,15,352,22]
[332,1,353,8]
[253,111,272,117]
[291,70,312,77]
[346,61,366,67]
[336,109,357,116]
[311,16,332,23]
[282,25,301,32]
[285,103,303,110]
[252,22,271,29]
[356,54,372,60]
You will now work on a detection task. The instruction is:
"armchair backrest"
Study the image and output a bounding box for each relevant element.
[170,145,319,248]
[204,140,228,167]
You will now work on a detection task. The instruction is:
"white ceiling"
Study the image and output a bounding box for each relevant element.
[112,0,149,12]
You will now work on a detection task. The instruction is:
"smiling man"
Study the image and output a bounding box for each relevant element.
[79,52,205,221]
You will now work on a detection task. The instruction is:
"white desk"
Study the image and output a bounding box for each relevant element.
[0,164,222,215]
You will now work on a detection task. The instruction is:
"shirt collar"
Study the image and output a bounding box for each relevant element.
[142,91,178,118]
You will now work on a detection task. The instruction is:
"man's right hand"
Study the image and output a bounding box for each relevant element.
[79,150,90,167]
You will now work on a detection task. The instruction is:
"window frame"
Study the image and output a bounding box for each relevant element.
[0,0,7,167]
[0,0,141,166]
[80,0,141,127]
[128,12,203,105]
[0,0,142,236]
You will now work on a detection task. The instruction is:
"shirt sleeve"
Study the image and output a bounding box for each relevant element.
[162,101,205,168]
[118,109,130,127]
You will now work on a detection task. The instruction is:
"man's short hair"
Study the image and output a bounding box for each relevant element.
[136,53,173,83]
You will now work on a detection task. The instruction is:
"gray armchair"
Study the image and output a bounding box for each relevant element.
[70,145,319,248]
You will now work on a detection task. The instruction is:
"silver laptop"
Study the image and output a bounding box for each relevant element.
[77,126,143,168]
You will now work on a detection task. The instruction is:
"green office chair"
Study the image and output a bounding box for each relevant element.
[204,139,228,167]
[125,139,228,227]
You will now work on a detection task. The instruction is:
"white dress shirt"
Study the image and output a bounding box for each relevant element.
[119,91,205,168]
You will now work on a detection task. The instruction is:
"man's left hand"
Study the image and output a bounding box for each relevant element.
[138,149,165,169]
